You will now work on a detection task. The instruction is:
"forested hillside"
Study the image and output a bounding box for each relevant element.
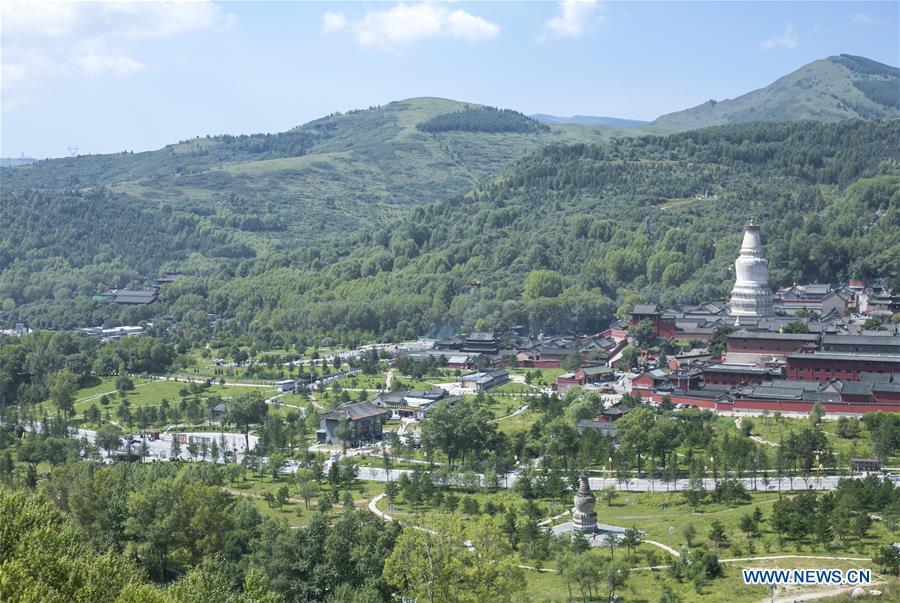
[654,55,900,130]
[1,98,615,247]
[8,119,896,345]
[416,106,549,133]
[195,119,898,343]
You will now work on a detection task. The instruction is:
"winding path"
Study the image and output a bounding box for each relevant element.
[644,540,680,557]
[735,416,779,447]
[492,404,529,422]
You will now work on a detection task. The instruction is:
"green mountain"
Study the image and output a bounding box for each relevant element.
[653,55,899,130]
[3,57,900,335]
[1,98,622,248]
[8,119,896,341]
[189,119,896,342]
[531,114,651,127]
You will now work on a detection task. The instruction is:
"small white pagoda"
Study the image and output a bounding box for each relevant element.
[572,474,598,534]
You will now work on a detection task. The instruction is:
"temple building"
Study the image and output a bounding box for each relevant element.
[729,220,774,318]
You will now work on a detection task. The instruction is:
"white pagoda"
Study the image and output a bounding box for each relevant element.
[572,474,598,534]
[728,219,774,317]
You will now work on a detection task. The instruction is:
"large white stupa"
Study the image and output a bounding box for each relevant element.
[728,219,774,317]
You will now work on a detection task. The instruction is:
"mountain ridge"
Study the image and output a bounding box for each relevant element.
[653,54,899,129]
[530,114,650,127]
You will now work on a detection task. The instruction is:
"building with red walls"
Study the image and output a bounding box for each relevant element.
[786,352,900,382]
[726,330,819,364]
[702,363,773,385]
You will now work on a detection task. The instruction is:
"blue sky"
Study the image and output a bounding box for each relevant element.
[2,1,897,158]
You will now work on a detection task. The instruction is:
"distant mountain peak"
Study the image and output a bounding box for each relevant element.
[653,54,899,129]
[530,114,650,128]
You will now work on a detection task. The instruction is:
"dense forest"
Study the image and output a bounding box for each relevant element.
[417,106,550,134]
[853,79,900,109]
[3,119,899,344]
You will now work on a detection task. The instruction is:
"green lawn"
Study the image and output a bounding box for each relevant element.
[509,367,567,384]
[225,468,385,527]
[484,394,528,419]
[381,487,895,561]
[750,416,872,456]
[494,382,538,395]
[37,378,272,430]
[522,553,891,603]
[378,486,896,602]
[332,373,390,390]
[496,407,540,434]
[745,416,900,467]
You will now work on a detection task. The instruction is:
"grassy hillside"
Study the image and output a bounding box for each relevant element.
[531,114,651,127]
[1,98,621,249]
[198,119,892,341]
[3,57,899,334]
[654,55,899,130]
[12,119,896,341]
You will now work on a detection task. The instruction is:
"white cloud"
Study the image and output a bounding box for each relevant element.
[76,53,145,77]
[540,0,602,41]
[759,23,798,50]
[322,11,348,33]
[853,13,893,27]
[106,1,235,40]
[323,3,499,50]
[1,1,234,111]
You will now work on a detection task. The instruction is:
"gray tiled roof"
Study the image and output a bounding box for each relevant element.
[787,352,900,362]
[729,330,819,342]
[466,332,497,341]
[873,382,900,393]
[750,387,803,399]
[840,381,874,395]
[631,303,659,314]
[823,334,900,346]
[323,401,389,421]
[113,289,158,304]
[704,363,767,374]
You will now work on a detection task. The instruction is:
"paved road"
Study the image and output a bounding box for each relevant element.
[354,466,844,491]
[20,423,859,492]
[63,427,257,463]
[586,475,844,492]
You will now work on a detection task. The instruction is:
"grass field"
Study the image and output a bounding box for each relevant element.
[377,487,897,602]
[382,488,895,561]
[225,467,385,527]
[522,553,891,603]
[494,381,539,395]
[743,415,900,468]
[509,367,567,387]
[36,377,272,430]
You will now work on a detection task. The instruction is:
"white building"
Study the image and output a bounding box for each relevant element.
[728,220,774,318]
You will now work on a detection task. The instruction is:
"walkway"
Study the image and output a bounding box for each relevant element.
[492,404,529,422]
[367,493,550,569]
[735,416,778,447]
[644,540,680,557]
[368,492,391,520]
[74,380,155,404]
[764,583,885,603]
